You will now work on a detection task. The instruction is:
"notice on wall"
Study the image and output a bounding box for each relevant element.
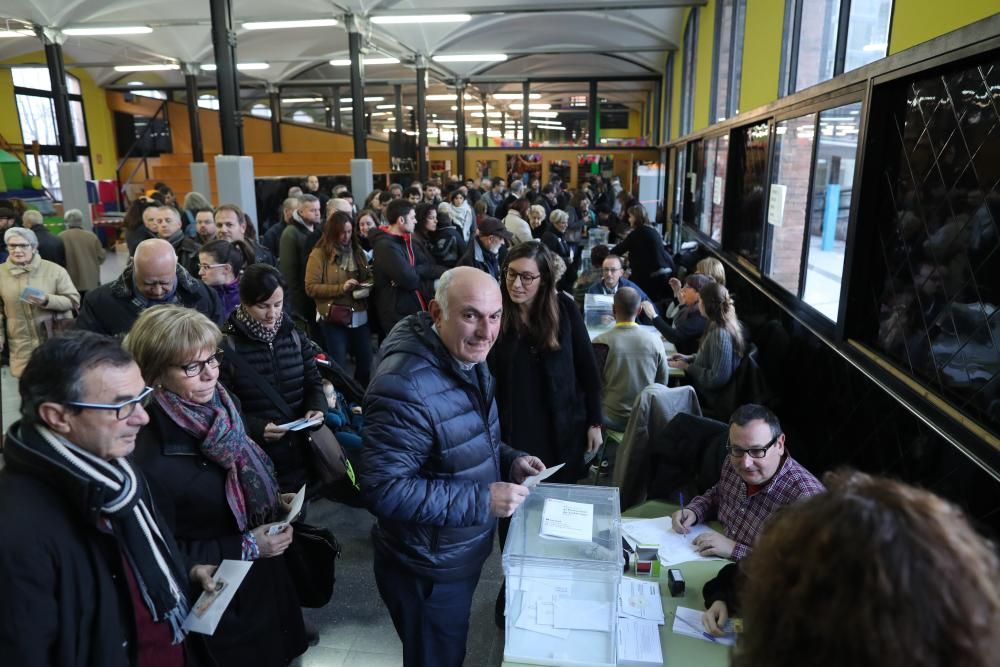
[712,177,724,206]
[767,184,787,227]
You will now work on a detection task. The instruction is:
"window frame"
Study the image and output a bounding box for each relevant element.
[710,0,747,123]
[780,0,896,96]
[680,8,699,136]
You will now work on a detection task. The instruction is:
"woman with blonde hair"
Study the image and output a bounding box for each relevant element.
[669,281,745,390]
[126,305,307,667]
[0,227,80,377]
[695,257,726,286]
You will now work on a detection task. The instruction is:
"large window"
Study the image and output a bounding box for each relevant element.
[699,134,728,244]
[711,0,746,123]
[680,9,699,135]
[13,67,91,198]
[781,0,893,94]
[724,121,769,264]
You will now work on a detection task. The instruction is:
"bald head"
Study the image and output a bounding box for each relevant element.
[431,267,503,365]
[327,198,352,219]
[133,239,178,301]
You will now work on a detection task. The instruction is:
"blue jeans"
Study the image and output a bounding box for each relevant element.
[319,320,373,387]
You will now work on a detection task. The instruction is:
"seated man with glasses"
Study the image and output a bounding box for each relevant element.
[587,254,651,301]
[0,332,216,665]
[670,403,825,559]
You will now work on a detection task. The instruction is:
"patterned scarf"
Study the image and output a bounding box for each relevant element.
[154,384,280,531]
[235,304,283,344]
[335,244,357,273]
[8,424,190,643]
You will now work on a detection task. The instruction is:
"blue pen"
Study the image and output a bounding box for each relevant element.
[675,612,718,643]
[679,493,687,536]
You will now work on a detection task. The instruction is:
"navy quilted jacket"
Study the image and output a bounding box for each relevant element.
[361,312,525,581]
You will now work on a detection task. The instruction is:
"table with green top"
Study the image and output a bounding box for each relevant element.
[501,499,731,667]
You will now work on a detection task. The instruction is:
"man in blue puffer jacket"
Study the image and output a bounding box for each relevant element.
[362,266,546,667]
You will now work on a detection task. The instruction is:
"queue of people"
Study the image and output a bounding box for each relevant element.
[0,173,997,667]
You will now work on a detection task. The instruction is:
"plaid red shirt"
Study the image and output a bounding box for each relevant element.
[687,454,824,560]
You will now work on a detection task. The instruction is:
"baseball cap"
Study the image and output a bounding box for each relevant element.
[476,216,513,242]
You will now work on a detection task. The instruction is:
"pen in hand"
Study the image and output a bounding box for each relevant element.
[680,493,688,538]
[675,611,718,643]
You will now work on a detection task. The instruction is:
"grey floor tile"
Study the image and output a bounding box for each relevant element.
[291,646,349,667]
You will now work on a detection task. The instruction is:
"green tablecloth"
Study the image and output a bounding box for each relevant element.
[502,500,731,667]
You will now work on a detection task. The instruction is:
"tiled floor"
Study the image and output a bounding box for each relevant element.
[292,499,507,667]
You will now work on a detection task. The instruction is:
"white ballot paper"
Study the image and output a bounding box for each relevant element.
[267,483,306,535]
[617,618,663,664]
[622,516,725,565]
[618,579,665,623]
[514,591,571,639]
[276,416,323,431]
[672,606,736,646]
[540,498,594,541]
[553,598,612,631]
[183,560,253,635]
[522,462,565,488]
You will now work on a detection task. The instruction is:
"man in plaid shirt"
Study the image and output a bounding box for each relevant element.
[671,404,824,559]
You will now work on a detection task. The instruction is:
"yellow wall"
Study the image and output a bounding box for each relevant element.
[601,110,643,139]
[889,1,998,53]
[0,50,118,181]
[739,0,784,113]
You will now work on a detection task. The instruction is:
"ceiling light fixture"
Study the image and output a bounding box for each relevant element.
[114,64,180,72]
[376,104,413,110]
[492,93,541,100]
[242,19,338,30]
[509,103,552,110]
[340,96,385,103]
[64,26,152,36]
[0,29,33,38]
[329,57,400,66]
[432,53,507,63]
[425,93,475,101]
[372,14,471,24]
[202,63,270,71]
[282,97,324,103]
[127,81,144,86]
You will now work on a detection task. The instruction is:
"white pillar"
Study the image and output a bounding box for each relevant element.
[214,155,257,233]
[190,162,211,203]
[57,161,91,230]
[350,159,373,211]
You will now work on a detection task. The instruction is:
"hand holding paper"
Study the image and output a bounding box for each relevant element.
[183,560,253,635]
[521,462,564,488]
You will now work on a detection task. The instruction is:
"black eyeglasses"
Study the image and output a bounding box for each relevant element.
[725,435,779,460]
[65,386,154,420]
[505,269,541,286]
[174,349,224,377]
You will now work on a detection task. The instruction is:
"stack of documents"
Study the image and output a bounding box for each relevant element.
[616,579,664,664]
[622,516,725,565]
[513,579,613,637]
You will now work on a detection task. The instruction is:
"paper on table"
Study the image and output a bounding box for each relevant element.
[267,484,306,535]
[617,618,663,664]
[522,462,565,488]
[618,579,665,623]
[183,560,253,635]
[276,416,323,431]
[622,516,725,565]
[552,598,612,631]
[671,606,736,646]
[540,498,594,542]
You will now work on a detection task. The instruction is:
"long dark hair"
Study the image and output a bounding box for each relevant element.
[200,238,255,277]
[501,241,561,351]
[316,211,367,273]
[699,281,745,357]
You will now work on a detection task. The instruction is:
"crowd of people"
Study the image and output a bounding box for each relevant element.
[0,173,996,667]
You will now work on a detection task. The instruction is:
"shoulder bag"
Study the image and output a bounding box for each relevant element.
[285,521,341,608]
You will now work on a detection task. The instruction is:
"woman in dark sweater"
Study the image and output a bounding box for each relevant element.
[198,239,254,320]
[218,264,327,492]
[641,272,713,355]
[611,205,674,302]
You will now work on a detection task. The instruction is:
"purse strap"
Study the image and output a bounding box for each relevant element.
[222,334,299,420]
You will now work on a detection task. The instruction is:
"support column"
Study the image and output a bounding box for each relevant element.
[481,94,489,147]
[324,95,334,129]
[346,15,367,159]
[521,81,530,149]
[455,82,466,180]
[332,86,342,132]
[393,84,404,158]
[588,80,599,149]
[209,0,243,155]
[267,86,282,152]
[40,30,75,162]
[416,56,428,182]
[653,75,663,145]
[501,111,507,139]
[183,65,204,163]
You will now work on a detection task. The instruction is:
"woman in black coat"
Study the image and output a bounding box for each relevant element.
[540,209,580,293]
[126,305,307,667]
[218,264,327,493]
[612,205,675,302]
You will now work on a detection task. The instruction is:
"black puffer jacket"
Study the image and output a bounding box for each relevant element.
[361,312,526,581]
[370,228,436,337]
[219,314,327,491]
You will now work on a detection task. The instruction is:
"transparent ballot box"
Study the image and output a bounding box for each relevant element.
[503,484,623,667]
[584,293,615,329]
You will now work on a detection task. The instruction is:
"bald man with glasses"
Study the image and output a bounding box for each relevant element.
[670,404,824,560]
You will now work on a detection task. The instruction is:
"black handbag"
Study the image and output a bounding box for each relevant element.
[284,521,341,608]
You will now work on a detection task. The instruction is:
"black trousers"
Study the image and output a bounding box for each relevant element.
[374,554,482,667]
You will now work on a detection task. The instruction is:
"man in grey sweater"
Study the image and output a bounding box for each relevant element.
[594,287,669,431]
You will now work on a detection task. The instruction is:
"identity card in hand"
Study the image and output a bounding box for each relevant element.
[276,416,323,431]
[183,560,253,635]
[267,484,306,535]
[522,462,565,488]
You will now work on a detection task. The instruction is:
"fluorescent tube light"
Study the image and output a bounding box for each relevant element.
[432,53,507,63]
[282,97,324,103]
[509,103,552,110]
[340,96,385,103]
[114,64,180,72]
[329,57,400,66]
[372,14,471,24]
[202,63,270,71]
[64,26,152,36]
[492,93,541,100]
[242,19,338,30]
